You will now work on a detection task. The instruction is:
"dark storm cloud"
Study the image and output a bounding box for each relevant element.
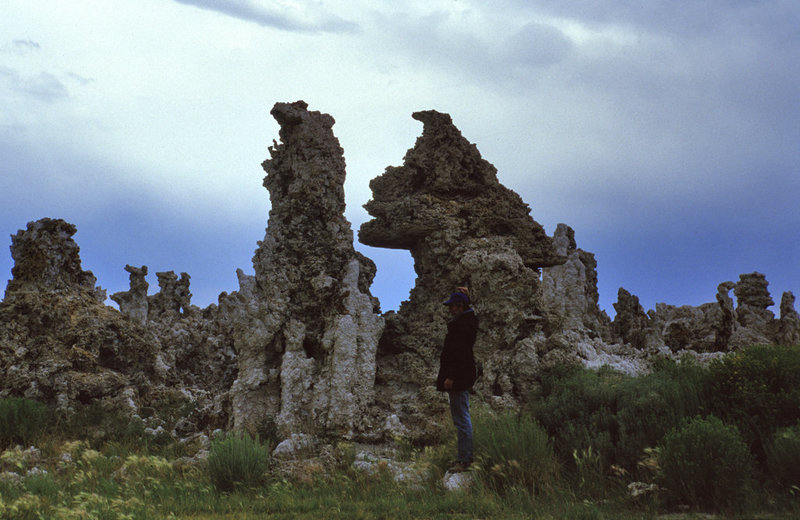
[503,22,573,67]
[172,0,358,33]
[371,10,573,87]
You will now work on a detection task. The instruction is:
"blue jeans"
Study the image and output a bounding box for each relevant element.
[448,390,473,463]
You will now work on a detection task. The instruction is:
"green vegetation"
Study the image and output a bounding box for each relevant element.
[471,406,559,495]
[1,343,800,518]
[767,422,800,489]
[706,344,800,461]
[0,398,49,447]
[658,415,754,511]
[207,432,271,492]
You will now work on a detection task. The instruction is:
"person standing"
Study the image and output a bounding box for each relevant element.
[436,287,478,472]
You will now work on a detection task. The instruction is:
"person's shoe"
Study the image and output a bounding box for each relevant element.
[448,461,472,473]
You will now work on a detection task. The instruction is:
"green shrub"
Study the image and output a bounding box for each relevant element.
[766,422,800,489]
[706,344,800,461]
[614,357,707,471]
[0,398,49,447]
[533,366,618,469]
[658,415,753,512]
[533,360,707,475]
[206,431,271,492]
[473,407,559,495]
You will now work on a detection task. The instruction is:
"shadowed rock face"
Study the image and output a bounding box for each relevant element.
[227,101,384,439]
[358,110,566,439]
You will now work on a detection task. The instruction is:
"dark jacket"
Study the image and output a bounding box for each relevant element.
[436,308,478,392]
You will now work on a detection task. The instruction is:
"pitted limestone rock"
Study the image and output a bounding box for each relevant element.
[734,272,775,329]
[358,109,565,439]
[5,218,102,300]
[0,219,159,414]
[542,224,612,337]
[227,101,383,439]
[111,265,149,325]
[148,271,192,319]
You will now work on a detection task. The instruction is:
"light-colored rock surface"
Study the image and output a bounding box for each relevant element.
[226,101,384,439]
[442,470,474,492]
[542,223,612,338]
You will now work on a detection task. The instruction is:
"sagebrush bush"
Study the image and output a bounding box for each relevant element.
[533,366,618,469]
[473,407,559,495]
[614,357,707,470]
[533,360,706,475]
[206,431,271,492]
[766,422,800,489]
[0,397,49,447]
[658,415,753,512]
[706,344,800,461]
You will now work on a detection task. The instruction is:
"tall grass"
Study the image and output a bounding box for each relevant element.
[472,406,559,495]
[206,432,271,492]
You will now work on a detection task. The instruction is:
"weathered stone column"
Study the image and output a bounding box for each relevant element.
[228,101,383,439]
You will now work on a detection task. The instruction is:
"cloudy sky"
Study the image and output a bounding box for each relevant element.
[2,0,798,317]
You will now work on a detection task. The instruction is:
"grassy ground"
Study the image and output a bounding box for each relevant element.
[1,437,797,520]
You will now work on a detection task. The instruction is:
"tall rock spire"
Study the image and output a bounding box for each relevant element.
[358,109,565,438]
[227,101,384,438]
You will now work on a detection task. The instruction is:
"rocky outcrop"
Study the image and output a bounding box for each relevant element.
[358,110,567,437]
[0,219,159,414]
[542,224,612,338]
[226,101,384,439]
[5,218,103,300]
[110,265,149,325]
[149,271,192,319]
[778,292,800,346]
[1,104,797,453]
[615,273,799,353]
[0,219,237,438]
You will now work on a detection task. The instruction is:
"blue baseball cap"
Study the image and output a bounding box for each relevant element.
[443,292,470,305]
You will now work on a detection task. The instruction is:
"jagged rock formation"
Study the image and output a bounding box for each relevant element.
[542,224,611,337]
[778,292,800,346]
[5,218,104,301]
[111,265,149,325]
[359,110,568,437]
[1,104,798,454]
[225,101,384,439]
[108,263,237,435]
[149,271,193,319]
[0,219,160,414]
[613,273,799,353]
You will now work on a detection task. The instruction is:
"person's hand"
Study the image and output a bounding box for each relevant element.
[444,378,454,390]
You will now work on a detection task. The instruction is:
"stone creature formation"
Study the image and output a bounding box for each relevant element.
[1,102,798,448]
